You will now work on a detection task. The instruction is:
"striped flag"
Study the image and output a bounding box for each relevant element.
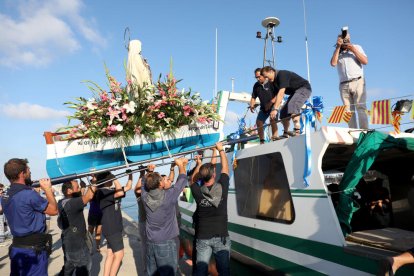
[412,101,414,120]
[328,106,346,124]
[370,100,391,124]
[343,111,352,123]
[315,111,323,123]
[328,106,352,124]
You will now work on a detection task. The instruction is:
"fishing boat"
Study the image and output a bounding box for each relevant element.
[176,16,414,276]
[178,125,414,275]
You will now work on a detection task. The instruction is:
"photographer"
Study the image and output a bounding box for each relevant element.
[330,27,369,129]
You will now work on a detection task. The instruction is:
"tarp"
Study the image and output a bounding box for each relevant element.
[336,131,414,236]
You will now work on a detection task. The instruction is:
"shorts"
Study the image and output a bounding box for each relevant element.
[257,109,277,123]
[106,232,124,253]
[280,86,311,119]
[88,213,102,227]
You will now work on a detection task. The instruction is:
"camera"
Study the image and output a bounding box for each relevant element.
[341,26,349,44]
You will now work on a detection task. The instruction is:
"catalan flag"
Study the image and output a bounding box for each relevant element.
[412,101,414,120]
[328,106,352,124]
[392,110,402,134]
[343,111,353,123]
[315,111,323,123]
[370,100,391,124]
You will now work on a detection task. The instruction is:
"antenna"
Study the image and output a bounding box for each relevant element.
[256,17,282,67]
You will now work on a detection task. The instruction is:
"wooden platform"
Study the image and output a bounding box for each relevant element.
[346,227,414,253]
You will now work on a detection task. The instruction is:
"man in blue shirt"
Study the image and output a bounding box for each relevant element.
[2,158,58,276]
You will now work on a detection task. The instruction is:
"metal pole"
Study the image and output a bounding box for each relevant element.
[263,33,268,67]
[31,135,259,186]
[302,0,311,82]
[215,28,218,98]
[271,26,276,68]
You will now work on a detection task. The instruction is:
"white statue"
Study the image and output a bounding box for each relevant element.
[126,40,152,90]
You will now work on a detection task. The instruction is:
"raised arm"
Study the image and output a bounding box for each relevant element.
[123,171,133,192]
[191,155,203,185]
[113,179,125,198]
[40,178,58,216]
[168,163,176,182]
[216,142,229,175]
[82,176,97,205]
[330,36,343,67]
[211,148,218,165]
[134,166,146,198]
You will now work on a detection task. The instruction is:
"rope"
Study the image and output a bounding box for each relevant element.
[159,127,173,159]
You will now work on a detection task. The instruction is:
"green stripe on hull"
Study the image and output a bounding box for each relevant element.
[179,207,378,274]
[292,195,328,198]
[227,221,378,274]
[231,240,325,276]
[291,189,326,194]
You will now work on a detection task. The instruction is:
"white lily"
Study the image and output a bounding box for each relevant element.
[116,124,124,132]
[86,98,97,110]
[123,101,136,113]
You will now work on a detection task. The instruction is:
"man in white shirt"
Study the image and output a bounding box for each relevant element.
[330,30,369,129]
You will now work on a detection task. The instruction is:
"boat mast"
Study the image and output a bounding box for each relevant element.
[256,17,282,68]
[302,0,311,82]
[214,28,218,98]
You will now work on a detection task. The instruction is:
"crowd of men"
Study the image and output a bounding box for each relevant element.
[0,141,230,276]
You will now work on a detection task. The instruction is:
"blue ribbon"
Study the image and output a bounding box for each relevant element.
[300,96,324,187]
[229,117,247,169]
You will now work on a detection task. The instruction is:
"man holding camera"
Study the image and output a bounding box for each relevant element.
[330,27,369,129]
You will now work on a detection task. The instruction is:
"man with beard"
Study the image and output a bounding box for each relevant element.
[58,179,97,275]
[2,158,58,276]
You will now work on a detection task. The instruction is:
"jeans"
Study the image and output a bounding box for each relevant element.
[146,239,178,276]
[139,221,147,272]
[0,213,5,242]
[195,236,231,276]
[59,239,92,276]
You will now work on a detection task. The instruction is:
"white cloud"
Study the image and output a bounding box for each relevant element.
[367,88,398,99]
[224,110,239,126]
[0,102,70,119]
[0,0,106,68]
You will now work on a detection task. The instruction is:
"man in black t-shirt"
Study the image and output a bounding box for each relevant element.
[249,68,279,143]
[58,179,97,275]
[261,66,312,138]
[190,142,230,276]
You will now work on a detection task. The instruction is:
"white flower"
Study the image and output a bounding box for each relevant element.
[110,98,119,106]
[116,124,123,132]
[86,98,97,110]
[123,101,136,113]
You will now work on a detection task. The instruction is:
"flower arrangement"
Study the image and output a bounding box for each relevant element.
[58,68,220,142]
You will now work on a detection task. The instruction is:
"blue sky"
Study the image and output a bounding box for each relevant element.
[1,0,413,181]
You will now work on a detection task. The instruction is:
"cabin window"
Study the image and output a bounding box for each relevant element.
[234,152,295,224]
